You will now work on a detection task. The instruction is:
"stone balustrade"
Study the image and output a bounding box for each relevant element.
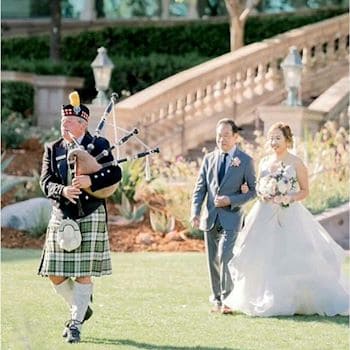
[112,14,349,158]
[258,75,349,145]
[308,76,349,127]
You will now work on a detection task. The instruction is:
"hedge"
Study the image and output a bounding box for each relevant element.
[1,82,34,117]
[1,52,209,104]
[2,7,347,61]
[1,7,347,109]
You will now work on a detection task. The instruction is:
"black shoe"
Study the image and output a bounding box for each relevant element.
[62,306,93,338]
[66,323,81,343]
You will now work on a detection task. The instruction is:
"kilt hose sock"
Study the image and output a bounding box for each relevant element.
[53,278,74,307]
[71,282,93,330]
[53,279,93,330]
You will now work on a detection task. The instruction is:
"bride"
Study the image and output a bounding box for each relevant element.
[224,122,349,316]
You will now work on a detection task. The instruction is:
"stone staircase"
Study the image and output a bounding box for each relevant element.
[185,122,259,161]
[99,14,349,159]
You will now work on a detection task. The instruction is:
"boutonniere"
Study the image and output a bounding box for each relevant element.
[230,156,241,167]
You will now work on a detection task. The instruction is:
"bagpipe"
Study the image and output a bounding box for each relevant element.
[67,92,160,199]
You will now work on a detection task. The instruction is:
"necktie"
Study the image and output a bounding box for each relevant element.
[218,153,228,185]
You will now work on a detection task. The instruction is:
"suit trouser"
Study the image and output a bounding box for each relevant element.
[205,219,238,304]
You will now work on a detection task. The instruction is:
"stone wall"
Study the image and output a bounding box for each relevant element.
[316,203,349,249]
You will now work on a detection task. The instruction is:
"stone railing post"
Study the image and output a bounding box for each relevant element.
[34,75,84,128]
[1,71,84,128]
[258,105,324,147]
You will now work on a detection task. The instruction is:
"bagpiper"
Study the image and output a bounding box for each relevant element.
[38,91,122,343]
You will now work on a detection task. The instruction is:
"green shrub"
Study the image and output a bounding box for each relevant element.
[149,210,175,235]
[109,52,208,96]
[110,159,145,205]
[1,59,68,75]
[14,171,45,202]
[163,184,204,240]
[1,52,209,102]
[244,8,348,44]
[134,157,203,238]
[1,82,34,118]
[301,122,349,214]
[114,193,148,224]
[38,124,61,144]
[1,153,30,195]
[2,8,346,103]
[1,113,34,149]
[305,171,349,214]
[2,36,49,59]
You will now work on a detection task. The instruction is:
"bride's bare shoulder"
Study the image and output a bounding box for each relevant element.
[258,155,273,168]
[260,155,269,163]
[288,153,307,171]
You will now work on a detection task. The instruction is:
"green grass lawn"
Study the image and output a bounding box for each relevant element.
[1,249,349,350]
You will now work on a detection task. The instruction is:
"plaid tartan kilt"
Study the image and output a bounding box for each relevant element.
[38,205,112,277]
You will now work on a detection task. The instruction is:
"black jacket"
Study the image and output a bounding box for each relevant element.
[40,132,122,220]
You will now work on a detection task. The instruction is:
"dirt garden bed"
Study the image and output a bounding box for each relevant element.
[1,140,204,253]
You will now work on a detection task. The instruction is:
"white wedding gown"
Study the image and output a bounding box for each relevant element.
[224,163,349,317]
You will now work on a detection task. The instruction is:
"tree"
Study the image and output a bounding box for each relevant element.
[50,0,61,62]
[225,0,260,51]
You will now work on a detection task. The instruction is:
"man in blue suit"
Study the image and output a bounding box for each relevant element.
[191,118,256,314]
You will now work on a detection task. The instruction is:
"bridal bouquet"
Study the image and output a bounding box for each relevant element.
[256,162,297,207]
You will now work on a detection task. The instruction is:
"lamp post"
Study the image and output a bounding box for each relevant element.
[281,46,303,106]
[91,47,114,105]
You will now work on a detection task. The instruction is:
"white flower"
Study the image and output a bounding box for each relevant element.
[266,178,277,195]
[258,177,277,196]
[276,178,291,194]
[256,178,268,196]
[231,156,241,167]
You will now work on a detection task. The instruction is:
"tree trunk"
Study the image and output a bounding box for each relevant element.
[225,0,260,51]
[230,17,245,51]
[50,0,61,63]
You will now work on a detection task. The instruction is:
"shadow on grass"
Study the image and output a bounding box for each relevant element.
[269,315,349,326]
[1,248,41,262]
[83,338,239,349]
[217,311,349,326]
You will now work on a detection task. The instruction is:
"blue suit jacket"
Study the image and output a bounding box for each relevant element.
[191,148,256,232]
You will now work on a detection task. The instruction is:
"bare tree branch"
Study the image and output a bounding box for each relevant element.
[225,0,260,51]
[239,7,251,21]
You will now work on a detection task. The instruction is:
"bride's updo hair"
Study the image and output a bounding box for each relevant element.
[268,122,294,148]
